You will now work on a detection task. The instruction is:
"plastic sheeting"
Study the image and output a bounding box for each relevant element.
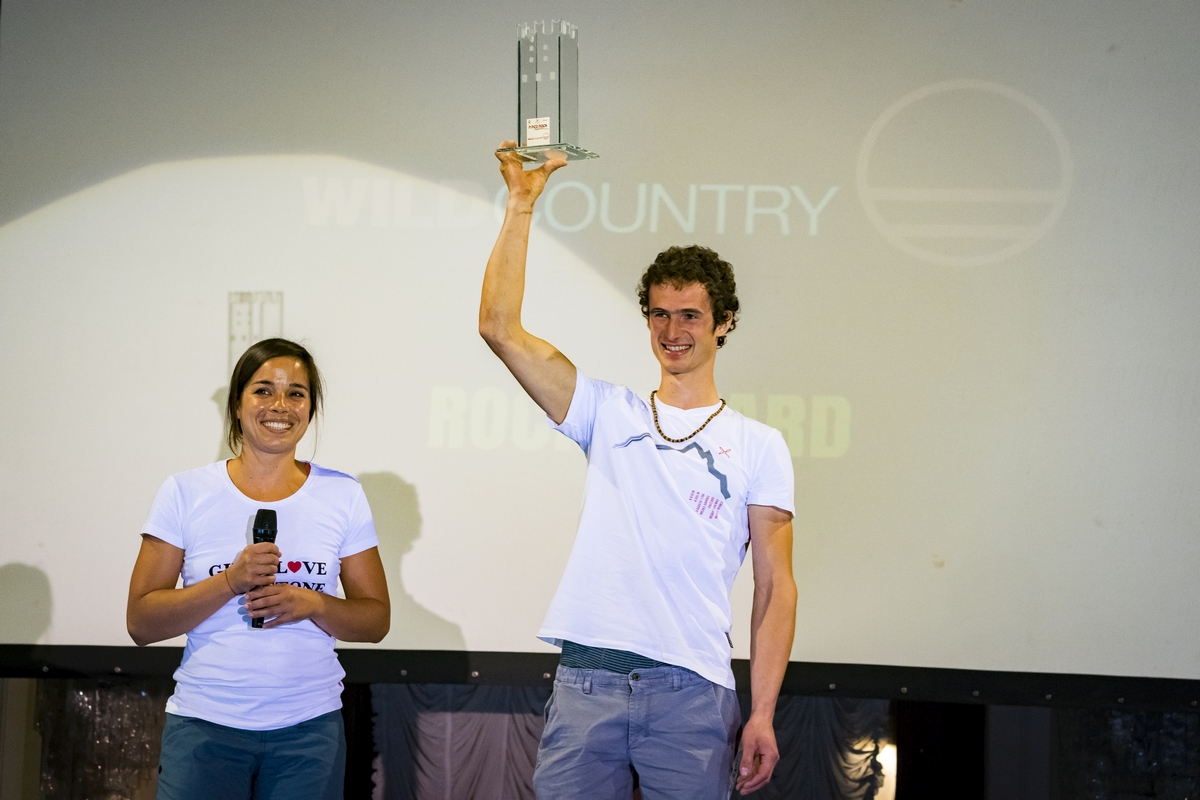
[35,679,170,800]
[1054,708,1200,799]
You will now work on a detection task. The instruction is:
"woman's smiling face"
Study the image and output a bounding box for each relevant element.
[236,356,312,457]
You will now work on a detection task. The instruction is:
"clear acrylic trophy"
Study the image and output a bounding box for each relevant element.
[497,20,599,164]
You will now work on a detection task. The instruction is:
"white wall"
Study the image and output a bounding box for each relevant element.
[1,0,1197,679]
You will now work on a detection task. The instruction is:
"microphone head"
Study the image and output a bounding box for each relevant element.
[253,509,277,531]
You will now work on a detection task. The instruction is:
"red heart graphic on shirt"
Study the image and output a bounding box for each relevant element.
[287,561,302,573]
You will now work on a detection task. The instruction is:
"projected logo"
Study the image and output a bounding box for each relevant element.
[228,291,283,369]
[300,177,840,237]
[857,80,1072,267]
[429,387,850,460]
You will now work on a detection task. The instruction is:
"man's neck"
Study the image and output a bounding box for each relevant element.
[655,370,720,409]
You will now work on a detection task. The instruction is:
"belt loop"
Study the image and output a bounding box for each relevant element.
[672,669,682,691]
[583,673,593,695]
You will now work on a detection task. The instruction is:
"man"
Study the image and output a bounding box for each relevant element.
[479,143,797,799]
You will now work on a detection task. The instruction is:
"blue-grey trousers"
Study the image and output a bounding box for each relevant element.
[534,665,741,800]
[156,710,345,800]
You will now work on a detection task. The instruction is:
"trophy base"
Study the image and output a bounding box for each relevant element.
[497,143,599,164]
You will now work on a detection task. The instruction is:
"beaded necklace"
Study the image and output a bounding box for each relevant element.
[649,390,726,444]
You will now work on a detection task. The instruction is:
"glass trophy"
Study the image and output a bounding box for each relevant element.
[497,20,599,164]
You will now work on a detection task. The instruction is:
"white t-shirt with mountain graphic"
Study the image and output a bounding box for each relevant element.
[540,372,794,690]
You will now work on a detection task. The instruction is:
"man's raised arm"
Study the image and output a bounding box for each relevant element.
[479,142,578,425]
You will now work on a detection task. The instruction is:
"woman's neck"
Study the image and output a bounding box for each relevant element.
[227,449,310,502]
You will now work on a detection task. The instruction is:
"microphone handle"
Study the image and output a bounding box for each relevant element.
[250,529,277,629]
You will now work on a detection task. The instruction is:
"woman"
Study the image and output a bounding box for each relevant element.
[127,338,389,800]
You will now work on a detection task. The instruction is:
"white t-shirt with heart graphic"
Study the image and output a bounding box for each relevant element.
[143,461,377,730]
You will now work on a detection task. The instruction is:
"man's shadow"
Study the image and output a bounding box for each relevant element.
[358,472,465,650]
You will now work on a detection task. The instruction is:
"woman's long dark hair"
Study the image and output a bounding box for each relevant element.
[224,338,324,454]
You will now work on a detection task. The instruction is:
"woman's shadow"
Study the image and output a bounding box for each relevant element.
[358,472,465,650]
[212,388,462,648]
[0,563,52,643]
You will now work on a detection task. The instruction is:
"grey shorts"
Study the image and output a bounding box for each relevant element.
[533,665,741,800]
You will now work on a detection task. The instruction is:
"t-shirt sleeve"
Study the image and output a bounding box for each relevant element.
[549,370,609,454]
[747,428,796,516]
[142,475,185,549]
[339,483,379,559]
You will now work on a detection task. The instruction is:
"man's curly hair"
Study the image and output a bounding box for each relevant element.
[637,245,739,347]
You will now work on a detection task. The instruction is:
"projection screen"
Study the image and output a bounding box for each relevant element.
[1,0,1197,682]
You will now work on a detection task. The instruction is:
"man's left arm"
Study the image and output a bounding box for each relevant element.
[736,504,797,795]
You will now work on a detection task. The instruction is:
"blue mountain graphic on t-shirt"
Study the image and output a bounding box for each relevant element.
[613,433,731,499]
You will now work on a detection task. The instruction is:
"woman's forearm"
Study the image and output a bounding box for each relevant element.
[128,538,281,646]
[127,572,235,646]
[310,594,390,643]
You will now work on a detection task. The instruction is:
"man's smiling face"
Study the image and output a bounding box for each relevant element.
[646,281,731,378]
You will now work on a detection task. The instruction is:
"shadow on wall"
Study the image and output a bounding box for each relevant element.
[213,386,460,646]
[212,386,235,462]
[0,563,52,643]
[359,472,466,650]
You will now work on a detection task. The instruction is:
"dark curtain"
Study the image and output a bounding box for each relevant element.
[29,679,887,799]
[371,685,888,800]
[739,695,888,800]
[372,684,551,800]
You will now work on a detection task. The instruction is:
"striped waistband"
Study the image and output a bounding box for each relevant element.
[559,641,671,673]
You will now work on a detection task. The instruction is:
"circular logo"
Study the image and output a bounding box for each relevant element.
[857,80,1072,267]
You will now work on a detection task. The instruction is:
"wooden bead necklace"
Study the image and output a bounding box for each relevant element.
[650,390,726,443]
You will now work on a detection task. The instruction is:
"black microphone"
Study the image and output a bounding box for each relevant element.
[250,509,277,629]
